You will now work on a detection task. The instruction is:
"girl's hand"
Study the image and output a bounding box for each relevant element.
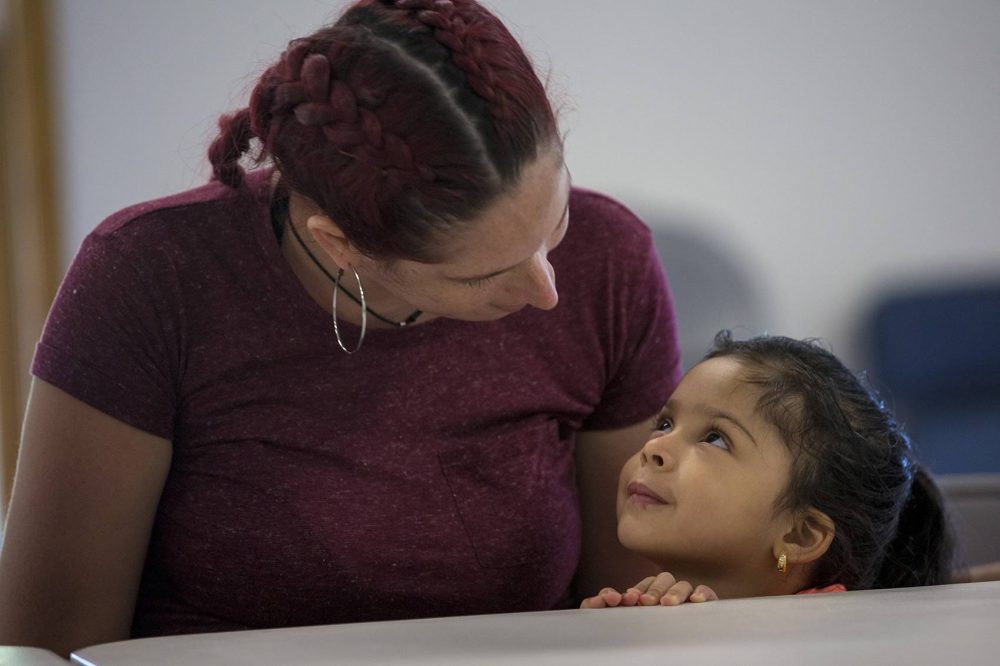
[580,586,634,608]
[628,572,719,606]
[580,572,720,608]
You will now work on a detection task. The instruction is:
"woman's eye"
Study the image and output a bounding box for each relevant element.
[653,417,672,433]
[703,431,730,451]
[461,275,496,288]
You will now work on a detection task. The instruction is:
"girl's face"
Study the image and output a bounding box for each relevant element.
[362,145,572,322]
[616,356,795,578]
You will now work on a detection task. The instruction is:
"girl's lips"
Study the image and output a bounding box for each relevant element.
[626,481,669,506]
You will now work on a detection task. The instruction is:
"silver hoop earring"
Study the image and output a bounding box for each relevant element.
[332,266,366,354]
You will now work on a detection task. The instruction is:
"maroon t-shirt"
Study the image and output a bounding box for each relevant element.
[33,170,681,636]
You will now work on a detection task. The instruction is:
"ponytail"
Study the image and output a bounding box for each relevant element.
[208,108,255,189]
[875,466,955,588]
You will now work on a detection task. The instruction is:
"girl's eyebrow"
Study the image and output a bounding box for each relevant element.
[707,409,759,448]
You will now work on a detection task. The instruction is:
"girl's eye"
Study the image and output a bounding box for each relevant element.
[703,431,730,451]
[654,417,673,433]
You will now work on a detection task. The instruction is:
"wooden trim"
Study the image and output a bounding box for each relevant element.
[0,0,61,519]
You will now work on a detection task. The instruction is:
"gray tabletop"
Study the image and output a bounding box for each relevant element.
[73,581,1000,666]
[0,647,67,665]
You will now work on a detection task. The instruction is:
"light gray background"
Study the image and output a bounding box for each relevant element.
[51,0,1000,368]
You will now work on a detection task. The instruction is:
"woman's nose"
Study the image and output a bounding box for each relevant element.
[639,434,676,470]
[521,252,558,310]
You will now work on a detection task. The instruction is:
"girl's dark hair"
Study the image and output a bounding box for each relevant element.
[208,0,558,262]
[705,331,955,590]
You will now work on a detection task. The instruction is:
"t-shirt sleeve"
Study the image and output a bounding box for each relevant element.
[582,224,683,431]
[32,231,178,440]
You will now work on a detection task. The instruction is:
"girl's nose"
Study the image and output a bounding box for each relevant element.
[639,433,676,471]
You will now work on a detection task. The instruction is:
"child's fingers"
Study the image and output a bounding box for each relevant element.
[580,587,623,609]
[623,575,655,605]
[639,571,677,605]
[660,580,694,606]
[689,585,719,603]
[619,587,641,606]
[626,576,657,596]
[583,576,717,609]
[599,587,624,607]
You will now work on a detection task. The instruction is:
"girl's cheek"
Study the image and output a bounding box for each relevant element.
[618,453,640,485]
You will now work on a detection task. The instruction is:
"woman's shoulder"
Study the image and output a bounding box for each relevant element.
[570,187,650,231]
[89,169,272,246]
[567,187,654,255]
[559,187,657,278]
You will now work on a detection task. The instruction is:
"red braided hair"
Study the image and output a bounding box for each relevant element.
[208,0,558,261]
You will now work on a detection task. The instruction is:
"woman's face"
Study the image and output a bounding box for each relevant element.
[363,146,572,322]
[616,357,795,576]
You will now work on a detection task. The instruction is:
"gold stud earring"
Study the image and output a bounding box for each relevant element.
[777,552,788,574]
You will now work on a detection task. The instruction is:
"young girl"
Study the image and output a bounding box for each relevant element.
[583,332,955,608]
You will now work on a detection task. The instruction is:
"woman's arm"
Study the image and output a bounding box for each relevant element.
[0,379,172,658]
[574,419,659,598]
[952,562,1000,583]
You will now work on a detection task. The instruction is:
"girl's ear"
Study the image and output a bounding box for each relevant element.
[775,508,835,566]
[306,213,365,270]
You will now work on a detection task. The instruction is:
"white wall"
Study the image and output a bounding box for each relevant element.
[52,0,1000,368]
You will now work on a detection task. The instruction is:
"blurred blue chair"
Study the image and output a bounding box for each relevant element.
[866,281,1000,474]
[937,474,1000,568]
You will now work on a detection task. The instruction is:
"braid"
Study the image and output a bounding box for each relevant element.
[206,0,557,259]
[208,108,254,189]
[396,1,499,101]
[388,0,509,119]
[266,38,436,197]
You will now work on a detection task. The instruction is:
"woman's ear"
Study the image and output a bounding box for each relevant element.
[775,508,835,566]
[306,214,363,269]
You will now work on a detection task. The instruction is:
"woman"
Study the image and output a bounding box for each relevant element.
[0,0,680,656]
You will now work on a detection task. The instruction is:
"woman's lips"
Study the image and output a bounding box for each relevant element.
[626,481,669,506]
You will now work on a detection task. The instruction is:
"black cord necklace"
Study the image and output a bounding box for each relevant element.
[282,206,423,328]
